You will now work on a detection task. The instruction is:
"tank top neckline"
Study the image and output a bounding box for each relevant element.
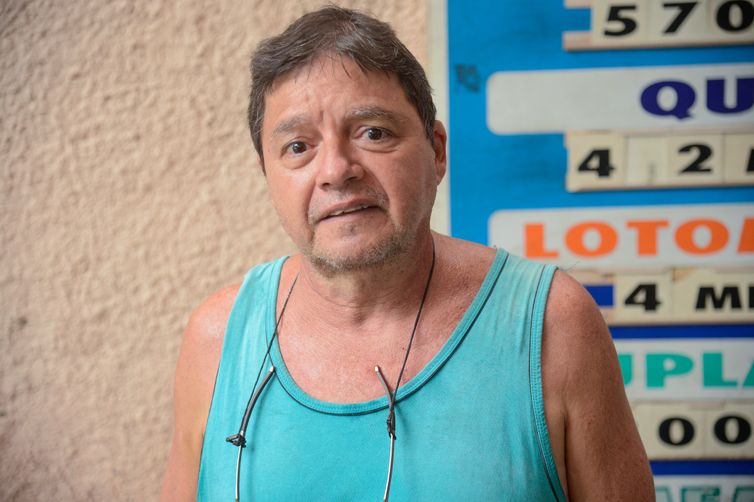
[267,248,509,416]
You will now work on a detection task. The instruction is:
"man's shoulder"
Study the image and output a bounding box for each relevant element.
[186,283,242,344]
[542,270,654,498]
[186,256,291,342]
[161,282,244,501]
[542,269,614,380]
[542,268,621,407]
[545,269,607,347]
[176,283,242,417]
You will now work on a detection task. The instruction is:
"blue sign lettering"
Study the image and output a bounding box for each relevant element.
[640,80,695,120]
[707,77,754,114]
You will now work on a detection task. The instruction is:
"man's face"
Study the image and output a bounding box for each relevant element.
[260,56,446,273]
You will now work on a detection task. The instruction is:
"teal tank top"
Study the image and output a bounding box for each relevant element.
[198,249,565,501]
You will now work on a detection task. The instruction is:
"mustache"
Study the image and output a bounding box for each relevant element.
[307,186,387,224]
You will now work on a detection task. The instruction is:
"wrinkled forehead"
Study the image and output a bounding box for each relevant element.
[268,54,399,97]
[261,55,418,140]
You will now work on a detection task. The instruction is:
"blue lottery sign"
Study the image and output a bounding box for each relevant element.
[446,0,754,245]
[445,0,754,484]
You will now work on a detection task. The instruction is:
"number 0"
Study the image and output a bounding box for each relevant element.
[714,415,752,444]
[717,0,754,32]
[659,417,695,446]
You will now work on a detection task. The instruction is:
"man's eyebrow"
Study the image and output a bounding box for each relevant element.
[271,107,409,139]
[347,106,408,124]
[271,115,308,139]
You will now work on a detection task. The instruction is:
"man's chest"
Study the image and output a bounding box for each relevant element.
[275,291,476,403]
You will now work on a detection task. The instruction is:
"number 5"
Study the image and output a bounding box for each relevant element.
[604,4,639,36]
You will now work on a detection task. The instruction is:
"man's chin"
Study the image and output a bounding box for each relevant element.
[304,235,409,276]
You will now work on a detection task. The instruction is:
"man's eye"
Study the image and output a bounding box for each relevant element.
[286,141,307,154]
[365,128,386,141]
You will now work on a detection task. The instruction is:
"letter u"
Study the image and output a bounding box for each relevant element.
[707,77,754,114]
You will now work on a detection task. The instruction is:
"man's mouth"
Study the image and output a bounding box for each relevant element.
[313,202,383,224]
[327,204,372,217]
[310,191,387,224]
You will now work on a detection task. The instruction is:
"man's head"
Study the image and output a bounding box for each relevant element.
[248,6,436,168]
[249,7,446,274]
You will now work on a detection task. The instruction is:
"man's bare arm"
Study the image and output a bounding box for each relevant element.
[160,285,239,501]
[543,271,654,501]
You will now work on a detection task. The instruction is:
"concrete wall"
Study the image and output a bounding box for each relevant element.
[0,1,428,499]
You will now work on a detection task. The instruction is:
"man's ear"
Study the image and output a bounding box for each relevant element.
[432,120,448,184]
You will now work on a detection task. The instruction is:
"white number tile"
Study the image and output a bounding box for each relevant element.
[633,402,706,458]
[648,0,710,44]
[626,135,668,187]
[723,133,754,184]
[662,134,723,186]
[634,402,754,459]
[566,132,626,191]
[705,404,754,457]
[708,0,754,41]
[672,268,754,322]
[614,271,674,323]
[592,0,651,46]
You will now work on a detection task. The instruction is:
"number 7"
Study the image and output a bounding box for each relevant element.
[662,1,699,33]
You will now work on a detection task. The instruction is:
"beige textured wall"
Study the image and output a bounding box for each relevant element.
[0,1,427,499]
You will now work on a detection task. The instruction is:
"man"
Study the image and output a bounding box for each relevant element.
[161,6,654,501]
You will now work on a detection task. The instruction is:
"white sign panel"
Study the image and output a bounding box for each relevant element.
[654,475,754,502]
[488,203,754,268]
[610,269,754,325]
[487,63,754,134]
[633,401,754,459]
[617,340,754,401]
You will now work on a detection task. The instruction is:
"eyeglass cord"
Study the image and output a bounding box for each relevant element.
[226,241,435,502]
[226,273,299,502]
[375,367,396,501]
[375,242,436,502]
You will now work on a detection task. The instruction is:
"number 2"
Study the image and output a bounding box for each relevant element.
[679,143,713,173]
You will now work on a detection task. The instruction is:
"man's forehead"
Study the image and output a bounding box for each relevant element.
[269,55,398,93]
[263,56,415,134]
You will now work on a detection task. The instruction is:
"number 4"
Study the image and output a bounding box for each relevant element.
[625,283,662,311]
[566,133,626,192]
[614,272,672,322]
[578,149,615,177]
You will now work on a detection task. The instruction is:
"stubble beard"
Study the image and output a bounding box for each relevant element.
[304,219,415,276]
[301,185,420,276]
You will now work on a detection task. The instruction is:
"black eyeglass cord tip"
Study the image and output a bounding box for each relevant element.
[226,434,246,448]
[386,410,396,439]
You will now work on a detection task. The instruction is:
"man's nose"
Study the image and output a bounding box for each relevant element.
[315,138,364,189]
